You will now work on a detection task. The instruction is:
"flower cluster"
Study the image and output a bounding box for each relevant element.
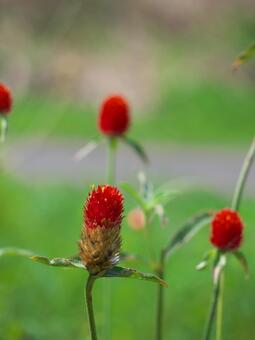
[79,185,124,274]
[210,208,243,251]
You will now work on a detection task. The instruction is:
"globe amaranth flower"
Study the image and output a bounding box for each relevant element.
[98,95,130,136]
[79,185,124,274]
[0,83,12,115]
[210,208,244,251]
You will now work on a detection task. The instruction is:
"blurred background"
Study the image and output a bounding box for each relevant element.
[0,0,254,339]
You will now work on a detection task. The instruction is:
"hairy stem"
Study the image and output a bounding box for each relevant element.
[85,275,98,340]
[156,250,165,340]
[231,138,255,211]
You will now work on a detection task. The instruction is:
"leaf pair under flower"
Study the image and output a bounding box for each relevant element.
[0,247,167,286]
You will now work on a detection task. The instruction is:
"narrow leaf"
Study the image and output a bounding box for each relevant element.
[196,249,216,271]
[164,211,213,259]
[0,248,85,270]
[103,266,167,287]
[74,140,99,162]
[122,136,149,163]
[233,251,249,279]
[31,255,86,269]
[233,43,255,70]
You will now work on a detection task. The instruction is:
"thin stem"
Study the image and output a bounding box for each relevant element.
[156,250,165,340]
[107,137,118,185]
[216,273,224,340]
[231,138,255,211]
[144,218,157,265]
[85,275,98,340]
[203,269,223,340]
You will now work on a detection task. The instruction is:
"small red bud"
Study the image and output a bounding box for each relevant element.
[98,95,130,136]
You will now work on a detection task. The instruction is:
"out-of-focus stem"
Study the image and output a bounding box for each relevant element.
[231,138,255,211]
[85,275,98,340]
[216,273,224,340]
[203,260,223,340]
[155,250,165,340]
[107,137,117,185]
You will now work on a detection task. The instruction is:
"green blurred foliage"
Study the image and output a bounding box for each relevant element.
[11,80,255,145]
[0,175,255,339]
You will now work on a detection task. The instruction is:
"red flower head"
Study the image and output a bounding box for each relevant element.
[84,185,124,230]
[210,208,244,251]
[0,83,12,115]
[79,185,124,274]
[98,95,130,136]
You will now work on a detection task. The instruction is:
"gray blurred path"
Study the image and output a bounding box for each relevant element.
[3,138,255,196]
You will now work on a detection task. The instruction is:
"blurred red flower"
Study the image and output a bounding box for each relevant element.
[210,208,243,251]
[0,83,12,115]
[98,95,130,136]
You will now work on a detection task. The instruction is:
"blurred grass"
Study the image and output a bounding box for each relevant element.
[11,80,255,145]
[0,175,255,340]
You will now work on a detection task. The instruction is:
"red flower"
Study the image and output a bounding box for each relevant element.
[0,83,12,115]
[210,208,244,251]
[98,95,130,136]
[84,185,124,230]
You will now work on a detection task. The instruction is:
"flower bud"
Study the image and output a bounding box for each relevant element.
[127,208,146,231]
[79,185,123,274]
[98,95,130,136]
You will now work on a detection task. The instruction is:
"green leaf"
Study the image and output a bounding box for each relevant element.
[120,182,147,210]
[163,211,213,259]
[233,251,249,279]
[31,255,86,269]
[74,139,100,162]
[196,249,216,271]
[103,266,167,287]
[0,247,85,270]
[233,42,255,70]
[122,136,149,163]
[30,255,86,269]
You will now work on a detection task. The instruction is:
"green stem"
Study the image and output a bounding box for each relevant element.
[216,273,224,340]
[231,138,255,211]
[107,137,118,185]
[203,267,223,340]
[144,218,157,265]
[0,116,8,144]
[85,275,98,340]
[156,250,165,340]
